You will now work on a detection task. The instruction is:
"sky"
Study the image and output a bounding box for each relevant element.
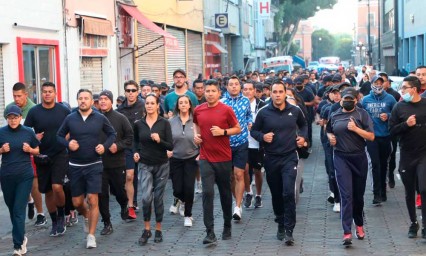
[308,0,357,34]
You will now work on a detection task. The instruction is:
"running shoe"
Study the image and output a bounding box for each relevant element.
[21,236,28,254]
[34,214,47,226]
[184,217,193,227]
[100,222,113,235]
[56,216,66,235]
[65,215,73,227]
[277,224,285,241]
[154,230,163,243]
[179,202,185,217]
[355,225,365,240]
[195,181,203,194]
[244,194,253,208]
[222,226,231,240]
[70,211,78,225]
[138,229,152,246]
[342,233,352,245]
[333,203,340,213]
[202,230,217,244]
[127,207,137,220]
[284,230,294,246]
[86,234,97,249]
[232,206,242,221]
[408,221,419,238]
[169,198,180,215]
[50,221,58,237]
[254,195,263,208]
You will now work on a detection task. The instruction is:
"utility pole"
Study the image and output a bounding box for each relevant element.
[367,0,372,66]
[378,0,381,70]
[394,0,399,74]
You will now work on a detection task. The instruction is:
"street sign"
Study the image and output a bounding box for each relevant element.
[215,13,228,29]
[258,0,271,19]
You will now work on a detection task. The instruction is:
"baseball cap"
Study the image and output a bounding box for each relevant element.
[332,74,342,82]
[5,105,22,117]
[269,70,275,74]
[283,77,294,85]
[371,75,384,84]
[337,82,352,91]
[116,96,125,102]
[294,76,304,84]
[322,75,332,83]
[173,69,187,78]
[140,79,148,86]
[93,94,100,101]
[341,87,358,99]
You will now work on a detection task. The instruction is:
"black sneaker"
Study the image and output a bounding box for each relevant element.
[120,206,129,220]
[327,194,335,204]
[100,223,113,235]
[422,228,426,239]
[381,194,387,202]
[408,221,419,238]
[56,216,66,235]
[277,224,285,241]
[35,214,47,226]
[244,194,253,208]
[222,227,231,240]
[138,229,152,246]
[254,195,263,208]
[28,202,35,220]
[203,230,217,244]
[299,178,304,194]
[154,230,163,243]
[388,177,395,188]
[49,221,58,237]
[284,230,295,246]
[372,195,382,205]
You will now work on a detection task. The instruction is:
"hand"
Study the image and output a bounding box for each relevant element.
[407,114,416,127]
[167,111,174,119]
[194,134,203,145]
[69,140,79,151]
[379,113,388,122]
[109,143,117,153]
[151,133,160,143]
[36,132,44,141]
[318,119,324,127]
[1,143,10,153]
[263,132,274,143]
[329,134,337,146]
[95,144,105,155]
[347,117,358,132]
[210,126,224,136]
[167,150,173,158]
[133,153,140,162]
[296,136,306,148]
[248,123,252,131]
[23,142,32,153]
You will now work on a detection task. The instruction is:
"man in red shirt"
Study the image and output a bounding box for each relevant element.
[193,79,241,245]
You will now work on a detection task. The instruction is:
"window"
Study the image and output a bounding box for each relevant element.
[383,9,394,33]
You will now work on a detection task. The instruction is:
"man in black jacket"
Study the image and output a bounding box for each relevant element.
[98,90,134,235]
[117,80,145,219]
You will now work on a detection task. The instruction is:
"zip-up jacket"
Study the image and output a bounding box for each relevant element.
[361,90,396,137]
[251,102,308,156]
[133,116,173,165]
[57,110,116,164]
[169,115,199,159]
[117,98,145,126]
[220,92,252,147]
[101,109,134,168]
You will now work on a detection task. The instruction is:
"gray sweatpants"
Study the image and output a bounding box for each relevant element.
[139,162,170,222]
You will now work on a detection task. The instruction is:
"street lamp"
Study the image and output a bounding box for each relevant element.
[356,42,366,65]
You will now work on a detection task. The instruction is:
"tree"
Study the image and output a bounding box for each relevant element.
[334,34,353,61]
[312,29,335,61]
[274,0,337,55]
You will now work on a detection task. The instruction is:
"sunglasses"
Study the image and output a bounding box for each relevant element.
[125,89,138,93]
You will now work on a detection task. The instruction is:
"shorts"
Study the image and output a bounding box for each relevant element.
[125,149,135,170]
[35,151,69,193]
[31,155,37,178]
[248,148,264,170]
[231,142,249,170]
[68,162,103,197]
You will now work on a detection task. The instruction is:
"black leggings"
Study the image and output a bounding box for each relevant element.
[399,152,426,225]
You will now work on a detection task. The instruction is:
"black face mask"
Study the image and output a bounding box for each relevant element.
[295,85,303,91]
[342,100,355,111]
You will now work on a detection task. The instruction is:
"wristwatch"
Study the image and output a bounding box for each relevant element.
[224,129,227,136]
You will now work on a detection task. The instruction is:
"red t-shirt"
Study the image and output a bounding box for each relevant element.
[193,102,239,162]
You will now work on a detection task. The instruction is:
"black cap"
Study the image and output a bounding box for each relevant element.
[5,105,22,117]
[283,77,293,85]
[148,80,155,85]
[116,96,125,102]
[323,75,332,83]
[332,74,342,82]
[99,90,113,102]
[173,69,187,78]
[294,76,304,84]
[371,75,384,84]
[160,82,168,89]
[341,87,358,99]
[300,74,309,80]
[255,83,263,92]
[140,79,148,86]
[93,94,100,101]
[337,82,352,90]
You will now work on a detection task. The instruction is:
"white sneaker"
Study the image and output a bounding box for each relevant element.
[232,206,242,221]
[13,248,23,256]
[179,202,185,217]
[184,217,193,227]
[21,236,27,254]
[86,234,97,249]
[195,182,203,194]
[169,198,180,214]
[83,218,89,233]
[333,203,341,213]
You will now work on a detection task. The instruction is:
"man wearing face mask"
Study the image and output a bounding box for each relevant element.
[326,87,375,245]
[389,76,426,239]
[294,76,315,147]
[361,76,397,204]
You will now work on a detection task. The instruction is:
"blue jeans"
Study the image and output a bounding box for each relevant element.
[1,173,33,249]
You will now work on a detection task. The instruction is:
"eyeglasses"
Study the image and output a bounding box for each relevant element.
[174,76,185,79]
[125,89,138,93]
[7,116,20,121]
[400,86,413,91]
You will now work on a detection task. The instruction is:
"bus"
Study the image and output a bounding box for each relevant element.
[262,56,294,74]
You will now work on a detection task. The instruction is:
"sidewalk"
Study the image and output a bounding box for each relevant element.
[0,126,425,255]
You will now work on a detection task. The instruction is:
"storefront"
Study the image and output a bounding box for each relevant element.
[205,32,227,78]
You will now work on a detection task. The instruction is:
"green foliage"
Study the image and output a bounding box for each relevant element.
[312,30,354,61]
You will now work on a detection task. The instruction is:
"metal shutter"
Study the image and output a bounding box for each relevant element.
[0,45,4,126]
[166,27,186,83]
[80,57,103,94]
[187,31,203,82]
[137,24,166,83]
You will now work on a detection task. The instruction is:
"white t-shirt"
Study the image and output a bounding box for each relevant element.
[248,99,259,149]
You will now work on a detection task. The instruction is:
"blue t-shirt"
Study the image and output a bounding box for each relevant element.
[0,125,39,178]
[163,90,199,113]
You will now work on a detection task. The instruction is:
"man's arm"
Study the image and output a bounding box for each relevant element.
[102,116,117,150]
[115,115,134,151]
[56,117,70,148]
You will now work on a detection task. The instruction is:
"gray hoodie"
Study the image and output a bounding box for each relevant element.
[169,115,199,159]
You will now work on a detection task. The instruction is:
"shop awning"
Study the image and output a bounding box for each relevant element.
[82,16,114,36]
[210,42,228,54]
[119,4,178,48]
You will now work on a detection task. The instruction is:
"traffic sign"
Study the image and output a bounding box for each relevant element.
[215,13,228,29]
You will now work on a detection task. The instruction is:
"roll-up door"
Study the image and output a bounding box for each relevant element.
[166,27,186,83]
[80,57,103,94]
[0,45,4,125]
[137,24,166,83]
[187,31,203,82]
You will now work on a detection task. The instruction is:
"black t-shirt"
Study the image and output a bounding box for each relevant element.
[386,87,401,102]
[326,107,374,153]
[359,81,371,96]
[24,103,71,156]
